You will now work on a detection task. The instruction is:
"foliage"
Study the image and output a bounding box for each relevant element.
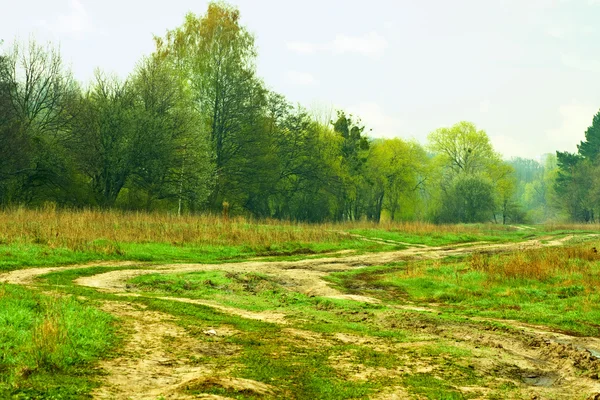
[553,108,600,222]
[427,122,517,223]
[0,2,597,224]
[436,174,496,223]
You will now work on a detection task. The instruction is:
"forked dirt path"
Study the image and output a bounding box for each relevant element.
[2,233,600,399]
[72,233,587,301]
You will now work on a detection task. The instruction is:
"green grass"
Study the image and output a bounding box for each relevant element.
[125,270,411,340]
[327,246,600,336]
[232,343,378,400]
[134,297,388,399]
[128,270,315,312]
[0,242,117,271]
[403,374,466,400]
[0,284,118,398]
[4,216,600,398]
[348,225,600,247]
[0,239,396,273]
[348,226,538,246]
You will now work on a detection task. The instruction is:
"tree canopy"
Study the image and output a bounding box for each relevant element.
[0,2,596,224]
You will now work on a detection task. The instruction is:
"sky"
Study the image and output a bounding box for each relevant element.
[2,0,600,159]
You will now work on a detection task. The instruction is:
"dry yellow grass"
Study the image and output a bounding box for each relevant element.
[471,243,600,280]
[347,220,515,235]
[544,223,600,231]
[0,207,511,250]
[1,207,597,253]
[0,207,342,249]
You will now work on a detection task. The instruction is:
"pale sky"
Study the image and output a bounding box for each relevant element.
[2,0,600,159]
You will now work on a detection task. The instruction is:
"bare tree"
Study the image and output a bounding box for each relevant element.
[6,39,76,138]
[0,39,78,203]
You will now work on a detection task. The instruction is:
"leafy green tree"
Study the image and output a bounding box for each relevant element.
[428,121,499,176]
[67,72,136,207]
[155,2,266,211]
[438,174,495,223]
[511,155,558,223]
[555,151,594,222]
[577,110,600,161]
[247,94,345,222]
[0,52,28,204]
[428,121,508,223]
[128,56,213,212]
[554,109,600,222]
[332,111,369,220]
[364,139,428,221]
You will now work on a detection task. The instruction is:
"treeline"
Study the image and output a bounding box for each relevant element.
[0,2,598,223]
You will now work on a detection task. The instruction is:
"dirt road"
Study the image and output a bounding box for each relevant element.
[2,233,600,399]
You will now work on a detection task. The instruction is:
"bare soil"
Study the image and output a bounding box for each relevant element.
[2,234,600,399]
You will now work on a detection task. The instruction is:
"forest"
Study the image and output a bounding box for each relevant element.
[1,2,599,224]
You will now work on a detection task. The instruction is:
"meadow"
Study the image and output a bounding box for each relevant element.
[2,208,600,399]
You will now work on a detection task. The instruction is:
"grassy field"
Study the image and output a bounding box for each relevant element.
[327,242,600,336]
[0,285,117,398]
[2,208,600,399]
[0,207,588,272]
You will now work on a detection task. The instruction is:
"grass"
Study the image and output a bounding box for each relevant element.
[131,291,496,399]
[348,222,598,247]
[128,270,314,312]
[348,224,533,246]
[328,240,600,336]
[0,208,399,271]
[0,284,118,398]
[132,294,405,399]
[0,207,581,272]
[4,208,600,398]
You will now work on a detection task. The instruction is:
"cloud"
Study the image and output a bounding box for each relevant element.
[546,101,598,152]
[479,100,491,114]
[285,70,316,86]
[561,53,600,73]
[490,134,535,159]
[287,32,388,58]
[331,33,388,57]
[546,26,566,38]
[39,0,94,36]
[345,102,404,138]
[286,42,318,54]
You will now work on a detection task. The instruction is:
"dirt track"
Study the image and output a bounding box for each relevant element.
[3,233,600,399]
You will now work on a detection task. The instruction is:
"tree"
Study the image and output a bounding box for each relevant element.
[0,52,28,204]
[128,56,213,212]
[553,109,600,222]
[1,40,78,204]
[437,174,495,223]
[493,165,519,224]
[155,2,266,211]
[364,139,428,222]
[555,151,594,222]
[511,155,558,223]
[67,72,136,207]
[577,110,600,161]
[331,111,369,220]
[428,121,499,176]
[428,121,508,223]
